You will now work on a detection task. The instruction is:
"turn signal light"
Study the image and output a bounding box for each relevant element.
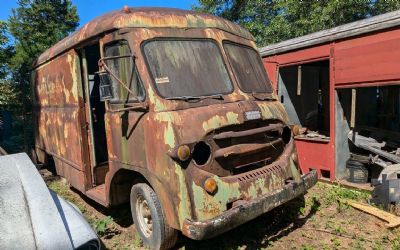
[204,178,218,194]
[177,145,191,161]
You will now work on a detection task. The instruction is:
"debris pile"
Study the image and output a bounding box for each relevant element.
[347,129,400,211]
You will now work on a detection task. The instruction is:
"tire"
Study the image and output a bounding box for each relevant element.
[130,183,178,250]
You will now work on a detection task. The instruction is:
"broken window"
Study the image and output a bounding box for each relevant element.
[104,41,145,103]
[278,60,330,140]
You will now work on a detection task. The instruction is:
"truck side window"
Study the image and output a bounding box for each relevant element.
[104,41,145,103]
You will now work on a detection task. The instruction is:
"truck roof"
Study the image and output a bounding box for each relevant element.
[259,10,400,57]
[33,7,254,67]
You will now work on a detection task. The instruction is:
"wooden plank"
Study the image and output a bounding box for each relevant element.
[344,199,400,228]
[335,34,400,85]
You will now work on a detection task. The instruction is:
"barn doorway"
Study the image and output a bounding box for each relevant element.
[279,60,330,140]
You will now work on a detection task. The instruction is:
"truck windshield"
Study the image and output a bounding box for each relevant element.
[143,40,233,98]
[223,42,272,93]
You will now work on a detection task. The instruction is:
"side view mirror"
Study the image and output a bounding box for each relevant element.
[97,71,113,101]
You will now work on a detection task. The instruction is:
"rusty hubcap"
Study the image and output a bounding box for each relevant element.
[136,195,153,237]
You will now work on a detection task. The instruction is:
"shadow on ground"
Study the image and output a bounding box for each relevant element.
[72,188,134,228]
[44,168,320,249]
[176,196,320,250]
[71,186,320,249]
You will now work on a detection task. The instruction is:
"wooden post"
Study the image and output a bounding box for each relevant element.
[297,65,302,96]
[351,89,357,128]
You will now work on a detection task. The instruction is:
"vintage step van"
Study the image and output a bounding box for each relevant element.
[32,7,317,249]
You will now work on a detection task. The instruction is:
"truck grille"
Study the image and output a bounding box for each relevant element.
[198,120,288,177]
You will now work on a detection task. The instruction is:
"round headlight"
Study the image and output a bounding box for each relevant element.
[177,145,191,161]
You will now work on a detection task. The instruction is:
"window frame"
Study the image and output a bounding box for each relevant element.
[141,38,235,99]
[103,40,146,104]
[222,40,273,94]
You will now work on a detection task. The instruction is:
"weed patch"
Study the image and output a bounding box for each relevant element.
[320,183,369,207]
[93,216,113,236]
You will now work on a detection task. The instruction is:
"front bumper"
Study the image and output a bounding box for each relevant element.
[182,169,317,240]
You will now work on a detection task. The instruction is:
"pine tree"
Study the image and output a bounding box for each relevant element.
[6,0,79,152]
[0,21,13,80]
[8,0,79,86]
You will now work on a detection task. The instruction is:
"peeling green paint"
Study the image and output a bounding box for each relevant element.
[148,85,165,111]
[212,176,241,202]
[192,175,242,220]
[164,122,176,148]
[245,177,267,198]
[289,157,301,181]
[191,171,291,221]
[202,112,239,132]
[226,111,239,124]
[174,163,192,225]
[257,102,289,123]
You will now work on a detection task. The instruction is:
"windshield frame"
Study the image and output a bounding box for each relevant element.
[222,40,273,94]
[141,38,235,99]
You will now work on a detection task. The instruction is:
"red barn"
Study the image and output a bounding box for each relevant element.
[261,11,400,184]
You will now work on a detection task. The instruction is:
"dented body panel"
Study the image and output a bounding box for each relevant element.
[32,8,316,239]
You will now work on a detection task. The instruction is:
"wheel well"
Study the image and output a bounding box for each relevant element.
[109,169,147,206]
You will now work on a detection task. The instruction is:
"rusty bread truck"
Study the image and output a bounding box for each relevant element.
[31,7,317,249]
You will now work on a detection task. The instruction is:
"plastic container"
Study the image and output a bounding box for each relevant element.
[346,159,369,183]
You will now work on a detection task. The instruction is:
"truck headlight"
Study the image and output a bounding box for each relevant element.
[177,145,191,161]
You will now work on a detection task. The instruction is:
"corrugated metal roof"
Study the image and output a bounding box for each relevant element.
[33,7,254,67]
[259,10,400,57]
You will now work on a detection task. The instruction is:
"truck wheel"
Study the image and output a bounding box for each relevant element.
[130,183,178,250]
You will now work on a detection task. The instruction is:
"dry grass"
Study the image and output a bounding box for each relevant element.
[44,171,400,250]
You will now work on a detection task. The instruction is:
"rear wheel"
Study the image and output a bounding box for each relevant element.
[130,183,178,250]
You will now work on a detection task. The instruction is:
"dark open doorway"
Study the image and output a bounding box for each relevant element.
[336,86,400,182]
[80,43,108,186]
[279,60,330,140]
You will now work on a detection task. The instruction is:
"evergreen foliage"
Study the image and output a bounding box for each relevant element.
[194,0,400,46]
[0,0,79,152]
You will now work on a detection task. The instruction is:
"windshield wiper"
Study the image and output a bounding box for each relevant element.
[166,94,224,102]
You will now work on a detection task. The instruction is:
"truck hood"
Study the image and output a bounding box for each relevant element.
[151,100,289,146]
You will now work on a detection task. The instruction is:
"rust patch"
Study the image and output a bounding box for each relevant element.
[32,7,310,242]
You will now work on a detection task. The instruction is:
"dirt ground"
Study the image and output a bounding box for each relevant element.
[42,170,400,250]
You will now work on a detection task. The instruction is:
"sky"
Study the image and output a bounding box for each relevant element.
[0,0,197,25]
